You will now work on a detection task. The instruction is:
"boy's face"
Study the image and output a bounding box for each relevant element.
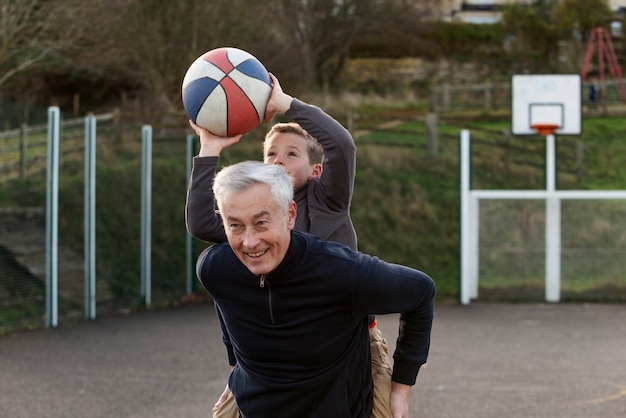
[219,183,296,276]
[264,133,322,190]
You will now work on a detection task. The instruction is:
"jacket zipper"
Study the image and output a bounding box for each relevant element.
[259,275,275,323]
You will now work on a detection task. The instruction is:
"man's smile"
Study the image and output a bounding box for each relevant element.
[246,249,268,258]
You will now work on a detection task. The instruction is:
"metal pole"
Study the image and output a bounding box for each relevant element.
[20,123,27,180]
[46,107,60,327]
[545,133,561,302]
[186,134,195,295]
[84,115,97,319]
[140,125,152,307]
[460,129,471,305]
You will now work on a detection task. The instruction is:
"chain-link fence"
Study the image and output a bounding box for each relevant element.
[2,97,625,334]
[429,79,626,115]
[461,127,626,303]
[0,101,234,334]
[476,198,626,302]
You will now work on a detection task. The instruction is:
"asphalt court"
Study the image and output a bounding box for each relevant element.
[1,302,625,417]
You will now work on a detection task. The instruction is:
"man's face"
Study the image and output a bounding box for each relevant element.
[263,133,322,190]
[219,183,296,275]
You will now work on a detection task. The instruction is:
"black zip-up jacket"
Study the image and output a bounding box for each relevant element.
[197,230,435,418]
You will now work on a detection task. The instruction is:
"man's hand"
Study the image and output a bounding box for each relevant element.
[390,382,412,418]
[189,120,241,157]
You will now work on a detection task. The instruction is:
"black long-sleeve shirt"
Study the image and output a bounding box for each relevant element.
[197,230,435,418]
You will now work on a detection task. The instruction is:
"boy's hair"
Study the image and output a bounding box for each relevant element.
[214,161,293,214]
[264,122,324,165]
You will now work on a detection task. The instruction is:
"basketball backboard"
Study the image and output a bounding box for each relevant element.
[511,74,582,135]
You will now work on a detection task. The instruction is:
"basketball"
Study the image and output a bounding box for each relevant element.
[182,47,272,137]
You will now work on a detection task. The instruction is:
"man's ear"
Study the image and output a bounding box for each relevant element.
[287,200,297,229]
[308,163,323,180]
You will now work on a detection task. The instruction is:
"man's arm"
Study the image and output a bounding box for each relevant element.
[338,249,434,416]
[354,256,436,385]
[390,382,411,418]
[214,304,236,366]
[213,304,237,408]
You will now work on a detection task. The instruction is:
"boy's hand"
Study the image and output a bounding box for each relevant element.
[189,120,242,157]
[264,73,293,121]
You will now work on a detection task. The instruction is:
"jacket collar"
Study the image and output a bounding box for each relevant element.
[263,231,306,284]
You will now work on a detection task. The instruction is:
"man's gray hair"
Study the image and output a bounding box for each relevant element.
[213,161,294,212]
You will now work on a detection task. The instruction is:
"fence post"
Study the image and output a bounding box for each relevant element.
[46,107,60,327]
[186,134,196,295]
[425,113,438,159]
[429,87,438,113]
[443,84,451,113]
[346,110,354,134]
[503,128,511,171]
[20,123,27,180]
[140,125,152,308]
[576,139,585,182]
[84,115,97,319]
[485,84,492,113]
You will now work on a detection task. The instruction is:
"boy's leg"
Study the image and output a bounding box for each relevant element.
[212,390,240,418]
[369,324,394,418]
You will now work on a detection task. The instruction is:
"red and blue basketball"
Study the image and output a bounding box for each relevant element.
[182,47,272,136]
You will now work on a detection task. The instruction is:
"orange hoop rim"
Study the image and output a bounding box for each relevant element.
[531,123,559,136]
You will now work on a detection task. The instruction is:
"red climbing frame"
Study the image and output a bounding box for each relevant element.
[580,27,626,101]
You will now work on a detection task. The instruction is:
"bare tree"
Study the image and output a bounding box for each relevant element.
[0,0,447,113]
[554,0,613,39]
[93,0,271,113]
[0,0,78,91]
[260,0,380,90]
[259,0,445,91]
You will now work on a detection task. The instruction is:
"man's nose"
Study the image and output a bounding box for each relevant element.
[242,229,260,248]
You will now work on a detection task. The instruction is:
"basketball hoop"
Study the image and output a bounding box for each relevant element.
[531,123,559,136]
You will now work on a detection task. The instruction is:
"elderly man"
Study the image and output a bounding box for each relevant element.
[196,161,435,418]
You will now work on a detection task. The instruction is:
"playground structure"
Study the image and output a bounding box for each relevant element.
[580,26,626,102]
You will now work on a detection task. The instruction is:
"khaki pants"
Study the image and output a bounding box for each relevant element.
[369,325,394,418]
[212,325,393,418]
[212,390,239,418]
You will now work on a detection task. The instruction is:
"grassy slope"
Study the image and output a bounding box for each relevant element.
[352,113,626,300]
[1,112,625,306]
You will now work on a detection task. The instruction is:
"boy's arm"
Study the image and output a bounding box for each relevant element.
[264,73,355,212]
[286,100,356,211]
[185,156,227,242]
[185,121,241,242]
